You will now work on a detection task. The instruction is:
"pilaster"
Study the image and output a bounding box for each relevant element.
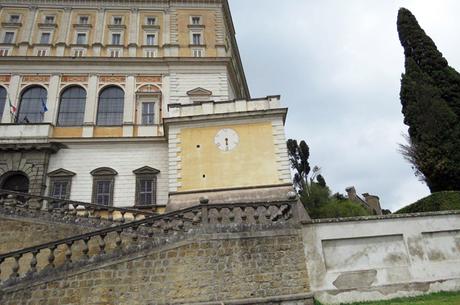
[128,8,139,57]
[2,74,21,123]
[93,8,106,56]
[44,74,60,124]
[56,8,72,56]
[82,74,98,137]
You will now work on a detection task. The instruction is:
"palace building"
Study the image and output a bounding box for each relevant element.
[0,0,292,212]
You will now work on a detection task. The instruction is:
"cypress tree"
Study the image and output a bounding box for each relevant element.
[397,8,460,191]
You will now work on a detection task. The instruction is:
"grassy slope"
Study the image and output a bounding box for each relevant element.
[314,291,460,305]
[395,191,460,214]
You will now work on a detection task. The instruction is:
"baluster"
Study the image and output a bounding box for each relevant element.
[82,209,89,218]
[107,209,113,221]
[69,203,77,215]
[253,208,260,223]
[99,234,106,255]
[131,226,139,242]
[30,251,38,274]
[216,208,223,223]
[176,214,184,230]
[228,208,235,223]
[192,211,201,224]
[82,238,90,260]
[48,246,57,268]
[65,242,73,264]
[115,230,123,249]
[120,212,126,223]
[10,254,21,279]
[265,205,272,221]
[241,207,247,222]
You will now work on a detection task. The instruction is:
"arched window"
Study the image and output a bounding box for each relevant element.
[17,86,47,123]
[57,86,86,126]
[0,86,6,119]
[97,86,124,126]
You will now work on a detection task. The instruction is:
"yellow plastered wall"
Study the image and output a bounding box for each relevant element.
[1,8,29,46]
[178,122,280,192]
[176,9,217,57]
[68,10,97,45]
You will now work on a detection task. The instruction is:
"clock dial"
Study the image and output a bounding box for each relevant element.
[214,128,239,151]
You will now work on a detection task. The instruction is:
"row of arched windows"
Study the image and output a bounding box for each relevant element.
[0,85,125,126]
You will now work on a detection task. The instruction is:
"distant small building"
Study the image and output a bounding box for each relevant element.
[345,186,382,215]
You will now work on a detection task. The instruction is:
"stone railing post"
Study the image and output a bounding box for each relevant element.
[200,197,209,225]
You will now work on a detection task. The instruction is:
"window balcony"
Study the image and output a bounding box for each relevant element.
[0,123,53,142]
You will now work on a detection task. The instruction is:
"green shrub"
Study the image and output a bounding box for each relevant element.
[395,191,460,214]
[313,199,372,219]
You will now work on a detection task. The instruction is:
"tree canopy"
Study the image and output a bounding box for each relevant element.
[397,8,460,192]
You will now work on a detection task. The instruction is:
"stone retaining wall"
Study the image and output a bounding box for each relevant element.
[0,227,311,305]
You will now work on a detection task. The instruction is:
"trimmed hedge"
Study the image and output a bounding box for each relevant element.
[395,191,460,214]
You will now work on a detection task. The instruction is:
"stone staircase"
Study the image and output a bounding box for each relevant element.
[0,192,314,305]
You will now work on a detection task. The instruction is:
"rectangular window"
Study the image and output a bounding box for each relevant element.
[191,16,201,25]
[37,49,47,56]
[73,49,84,57]
[79,16,89,24]
[95,180,111,205]
[0,49,9,56]
[113,17,122,25]
[51,181,68,199]
[111,33,121,45]
[3,32,14,44]
[145,50,157,58]
[142,102,155,125]
[9,15,20,23]
[76,33,87,44]
[146,17,156,25]
[40,32,50,44]
[146,34,155,46]
[45,16,55,24]
[192,33,201,45]
[110,49,120,57]
[138,179,155,206]
[192,48,203,58]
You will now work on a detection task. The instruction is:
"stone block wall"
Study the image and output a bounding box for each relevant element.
[0,216,91,253]
[0,229,310,305]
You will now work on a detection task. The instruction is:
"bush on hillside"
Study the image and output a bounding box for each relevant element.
[395,191,460,214]
[313,199,372,219]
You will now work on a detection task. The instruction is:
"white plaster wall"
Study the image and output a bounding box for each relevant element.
[303,213,460,304]
[168,71,229,105]
[47,141,168,207]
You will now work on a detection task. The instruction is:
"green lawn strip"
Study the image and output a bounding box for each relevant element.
[314,291,460,305]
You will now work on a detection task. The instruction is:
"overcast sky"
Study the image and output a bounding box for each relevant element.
[228,0,460,211]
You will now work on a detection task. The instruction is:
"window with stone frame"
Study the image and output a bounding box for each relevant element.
[133,166,159,207]
[91,167,117,206]
[47,168,75,200]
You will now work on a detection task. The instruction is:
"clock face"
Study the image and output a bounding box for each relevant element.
[214,128,239,151]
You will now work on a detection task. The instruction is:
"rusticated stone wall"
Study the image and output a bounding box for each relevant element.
[0,229,311,305]
[0,216,91,253]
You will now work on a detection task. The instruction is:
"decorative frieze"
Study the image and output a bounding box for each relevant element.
[136,75,162,83]
[0,75,11,83]
[61,75,88,83]
[21,75,50,83]
[99,75,126,83]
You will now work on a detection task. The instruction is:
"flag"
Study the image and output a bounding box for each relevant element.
[7,91,16,114]
[40,97,48,114]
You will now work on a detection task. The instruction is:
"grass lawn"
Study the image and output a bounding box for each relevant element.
[314,291,460,305]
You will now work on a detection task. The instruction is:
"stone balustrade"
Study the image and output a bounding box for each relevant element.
[0,199,300,287]
[0,190,155,223]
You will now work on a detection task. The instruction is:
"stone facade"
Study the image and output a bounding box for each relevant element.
[0,229,311,305]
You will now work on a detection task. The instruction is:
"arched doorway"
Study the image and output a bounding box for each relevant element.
[1,172,29,193]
